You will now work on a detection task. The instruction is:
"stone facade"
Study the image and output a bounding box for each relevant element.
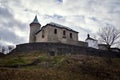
[36,23,78,45]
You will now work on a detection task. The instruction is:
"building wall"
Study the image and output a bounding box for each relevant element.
[36,25,78,45]
[77,41,88,47]
[36,27,48,42]
[86,40,98,49]
[47,25,78,45]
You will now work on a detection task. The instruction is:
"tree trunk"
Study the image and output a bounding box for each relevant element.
[107,45,111,51]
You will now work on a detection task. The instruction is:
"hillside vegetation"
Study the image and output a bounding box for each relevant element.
[0,51,120,80]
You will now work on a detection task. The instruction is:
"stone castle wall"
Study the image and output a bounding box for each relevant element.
[11,42,120,57]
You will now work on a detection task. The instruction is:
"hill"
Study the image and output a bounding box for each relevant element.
[0,51,120,80]
[0,52,4,57]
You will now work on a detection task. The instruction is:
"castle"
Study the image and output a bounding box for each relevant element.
[29,15,107,50]
[29,15,88,47]
[9,16,120,56]
[29,15,108,50]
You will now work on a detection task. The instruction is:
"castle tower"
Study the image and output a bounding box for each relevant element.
[29,15,41,43]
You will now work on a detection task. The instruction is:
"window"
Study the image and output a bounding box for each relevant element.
[63,30,66,35]
[42,30,44,38]
[70,33,72,38]
[42,35,44,38]
[54,29,57,34]
[63,30,66,38]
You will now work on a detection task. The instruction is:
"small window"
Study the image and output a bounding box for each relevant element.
[70,33,72,38]
[42,30,45,38]
[63,30,66,35]
[54,29,57,34]
[63,30,66,38]
[42,35,44,38]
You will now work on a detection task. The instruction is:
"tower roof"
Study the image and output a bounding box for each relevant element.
[86,34,97,41]
[32,15,39,23]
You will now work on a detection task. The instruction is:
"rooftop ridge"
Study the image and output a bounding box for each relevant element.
[48,22,78,33]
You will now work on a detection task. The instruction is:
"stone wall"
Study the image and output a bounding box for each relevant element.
[11,42,120,58]
[77,41,88,47]
[98,44,108,50]
[36,27,48,42]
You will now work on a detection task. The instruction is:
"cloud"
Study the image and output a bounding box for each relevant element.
[0,0,120,45]
[0,7,28,45]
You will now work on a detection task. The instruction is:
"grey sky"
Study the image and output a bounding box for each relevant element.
[0,0,120,45]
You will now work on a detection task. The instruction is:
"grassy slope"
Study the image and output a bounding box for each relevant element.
[0,51,120,80]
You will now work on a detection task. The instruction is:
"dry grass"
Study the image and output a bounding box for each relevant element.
[0,53,120,80]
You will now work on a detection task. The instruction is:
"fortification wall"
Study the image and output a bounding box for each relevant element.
[11,42,120,57]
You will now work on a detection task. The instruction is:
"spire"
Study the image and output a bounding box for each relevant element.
[87,34,90,38]
[32,15,39,23]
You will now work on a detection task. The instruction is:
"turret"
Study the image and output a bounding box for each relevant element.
[29,15,41,43]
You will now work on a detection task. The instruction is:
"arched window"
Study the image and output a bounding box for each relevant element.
[70,33,72,38]
[54,29,57,34]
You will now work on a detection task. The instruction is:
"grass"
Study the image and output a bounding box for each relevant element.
[0,52,120,80]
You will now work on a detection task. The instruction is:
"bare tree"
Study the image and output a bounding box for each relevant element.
[98,25,120,50]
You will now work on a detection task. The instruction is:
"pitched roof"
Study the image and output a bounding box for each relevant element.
[86,37,97,41]
[47,22,78,33]
[86,34,97,41]
[35,22,78,35]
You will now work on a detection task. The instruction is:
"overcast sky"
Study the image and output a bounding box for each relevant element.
[0,0,120,45]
